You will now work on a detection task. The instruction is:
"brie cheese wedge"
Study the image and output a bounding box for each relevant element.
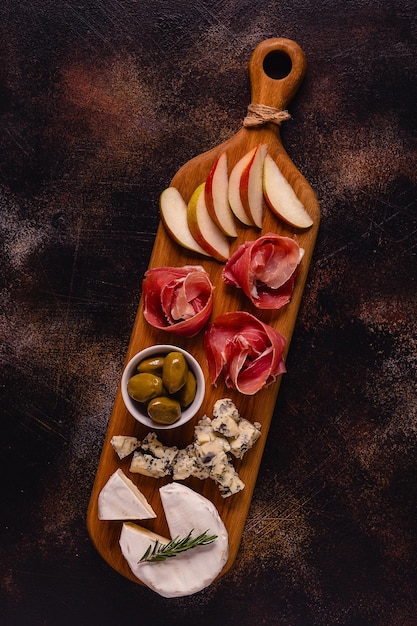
[119,482,229,597]
[98,469,156,521]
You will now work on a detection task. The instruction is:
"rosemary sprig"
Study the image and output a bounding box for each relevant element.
[139,529,217,563]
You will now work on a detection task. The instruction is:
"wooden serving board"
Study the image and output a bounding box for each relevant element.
[87,38,320,587]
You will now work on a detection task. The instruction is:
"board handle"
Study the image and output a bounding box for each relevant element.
[248,38,307,111]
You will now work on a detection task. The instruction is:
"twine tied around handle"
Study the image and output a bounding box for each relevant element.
[243,103,292,128]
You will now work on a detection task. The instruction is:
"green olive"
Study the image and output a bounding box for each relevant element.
[127,373,163,403]
[147,396,181,425]
[162,351,188,394]
[176,370,197,408]
[136,355,165,375]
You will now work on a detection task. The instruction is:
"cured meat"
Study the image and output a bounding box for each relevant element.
[222,233,304,309]
[204,311,286,395]
[143,266,214,337]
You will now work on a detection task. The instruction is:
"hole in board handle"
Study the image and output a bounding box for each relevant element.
[263,50,292,80]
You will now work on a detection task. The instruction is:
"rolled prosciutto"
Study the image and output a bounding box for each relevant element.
[222,233,304,309]
[204,311,286,395]
[143,265,214,337]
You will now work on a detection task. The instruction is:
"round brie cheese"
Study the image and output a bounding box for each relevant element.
[119,482,229,597]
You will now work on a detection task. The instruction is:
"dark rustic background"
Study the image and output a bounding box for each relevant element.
[1,1,416,624]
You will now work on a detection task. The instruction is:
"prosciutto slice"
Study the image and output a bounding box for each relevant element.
[204,311,286,395]
[143,265,214,337]
[222,233,304,309]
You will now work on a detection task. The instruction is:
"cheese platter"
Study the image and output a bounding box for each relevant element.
[87,37,320,596]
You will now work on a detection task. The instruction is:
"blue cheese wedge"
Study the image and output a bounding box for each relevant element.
[119,483,229,597]
[110,435,140,459]
[98,469,156,520]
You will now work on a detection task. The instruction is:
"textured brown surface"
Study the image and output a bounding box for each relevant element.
[1,1,416,625]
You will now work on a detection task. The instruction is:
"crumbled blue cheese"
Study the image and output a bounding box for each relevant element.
[189,457,212,480]
[192,417,246,497]
[140,432,178,460]
[211,401,241,438]
[129,433,178,478]
[110,435,140,459]
[194,438,229,470]
[212,462,245,498]
[115,399,261,497]
[194,417,231,451]
[130,452,169,478]
[172,445,204,481]
[228,419,262,459]
[211,401,262,459]
[213,398,240,422]
[193,417,216,445]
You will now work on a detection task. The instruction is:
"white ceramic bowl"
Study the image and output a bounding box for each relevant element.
[121,344,205,429]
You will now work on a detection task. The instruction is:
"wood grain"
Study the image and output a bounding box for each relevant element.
[87,38,321,586]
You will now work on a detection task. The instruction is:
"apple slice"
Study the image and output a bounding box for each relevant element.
[263,154,314,229]
[205,152,238,238]
[160,187,210,257]
[187,182,230,262]
[228,147,257,226]
[240,144,268,228]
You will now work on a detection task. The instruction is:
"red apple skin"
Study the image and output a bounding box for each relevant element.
[204,153,221,223]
